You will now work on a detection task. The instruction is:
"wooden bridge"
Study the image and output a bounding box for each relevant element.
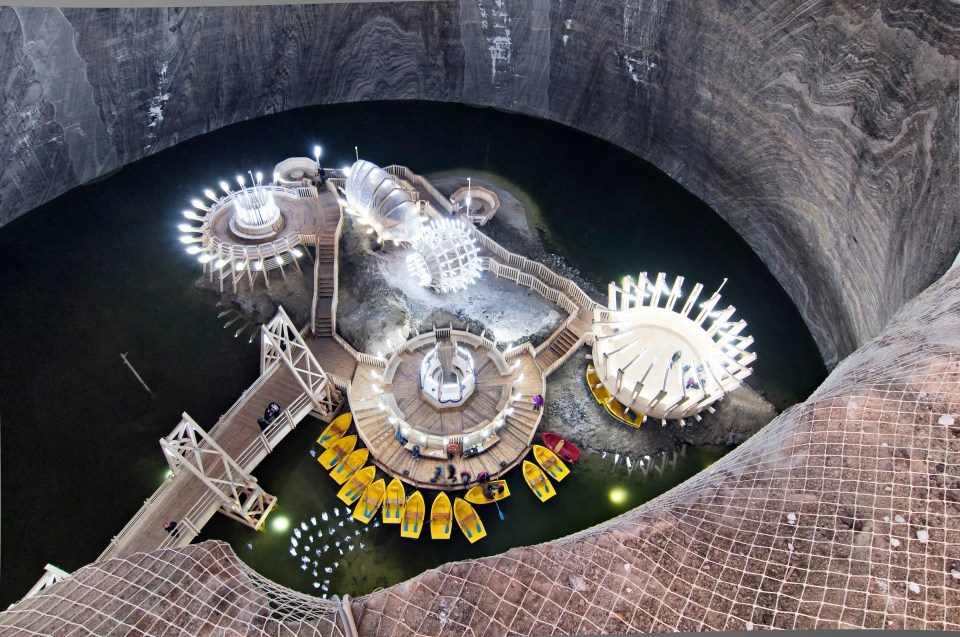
[98,307,345,561]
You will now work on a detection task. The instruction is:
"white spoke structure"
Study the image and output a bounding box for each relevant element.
[161,413,277,530]
[592,272,756,423]
[406,218,482,293]
[177,160,322,292]
[261,305,340,417]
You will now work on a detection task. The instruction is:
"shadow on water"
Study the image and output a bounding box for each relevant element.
[0,100,824,606]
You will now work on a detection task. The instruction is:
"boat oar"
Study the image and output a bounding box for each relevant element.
[494,499,505,520]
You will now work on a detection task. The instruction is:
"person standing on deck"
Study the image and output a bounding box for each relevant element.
[532,394,544,411]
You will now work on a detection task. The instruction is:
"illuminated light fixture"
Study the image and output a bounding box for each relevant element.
[292,248,303,258]
[204,189,218,202]
[591,272,754,423]
[178,223,201,233]
[198,253,214,264]
[405,218,482,294]
[609,487,628,505]
[186,246,202,254]
[191,199,209,211]
[180,236,201,244]
[183,210,205,222]
[343,160,421,243]
[212,168,283,240]
[270,515,291,533]
[234,262,245,271]
[214,258,228,268]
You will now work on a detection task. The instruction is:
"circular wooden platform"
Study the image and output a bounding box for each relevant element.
[349,332,545,491]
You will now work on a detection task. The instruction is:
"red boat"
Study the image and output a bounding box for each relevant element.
[540,431,581,463]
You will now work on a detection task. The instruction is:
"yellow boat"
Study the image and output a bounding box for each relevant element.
[522,460,556,502]
[400,491,425,539]
[330,448,368,485]
[464,480,511,504]
[337,465,375,505]
[586,364,646,428]
[532,445,570,482]
[382,478,405,524]
[453,497,487,544]
[352,478,385,524]
[316,412,351,448]
[430,491,452,540]
[318,435,357,470]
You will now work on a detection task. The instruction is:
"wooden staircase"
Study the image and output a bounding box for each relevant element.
[312,210,340,337]
[534,322,586,373]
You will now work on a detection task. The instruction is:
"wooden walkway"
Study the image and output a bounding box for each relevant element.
[99,362,335,561]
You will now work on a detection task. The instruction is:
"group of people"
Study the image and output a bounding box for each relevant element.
[257,401,282,431]
[478,471,505,500]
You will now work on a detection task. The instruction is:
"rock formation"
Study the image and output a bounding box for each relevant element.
[1,2,956,368]
[0,2,957,631]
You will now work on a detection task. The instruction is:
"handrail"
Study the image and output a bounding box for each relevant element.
[97,384,320,563]
[311,237,320,335]
[541,330,590,377]
[535,312,578,357]
[467,226,600,310]
[385,165,456,214]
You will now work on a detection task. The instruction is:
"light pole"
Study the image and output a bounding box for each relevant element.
[313,145,322,171]
[354,146,359,162]
[466,177,472,213]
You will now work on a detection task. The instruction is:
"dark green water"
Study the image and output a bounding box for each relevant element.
[0,101,825,606]
[200,417,727,597]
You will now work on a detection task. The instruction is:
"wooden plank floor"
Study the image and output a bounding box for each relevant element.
[99,363,324,561]
[351,350,545,491]
[306,336,358,382]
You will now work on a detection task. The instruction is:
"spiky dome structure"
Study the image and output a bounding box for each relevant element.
[592,272,756,423]
[406,218,482,293]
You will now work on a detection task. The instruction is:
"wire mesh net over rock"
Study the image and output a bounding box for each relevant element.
[344,160,423,244]
[0,541,346,637]
[593,273,755,421]
[406,218,482,293]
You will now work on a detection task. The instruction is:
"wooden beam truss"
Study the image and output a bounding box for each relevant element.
[261,305,341,417]
[161,413,277,530]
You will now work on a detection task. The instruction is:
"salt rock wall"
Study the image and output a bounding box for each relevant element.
[353,263,960,633]
[1,250,958,635]
[0,2,957,366]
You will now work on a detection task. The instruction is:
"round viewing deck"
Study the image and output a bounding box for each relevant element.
[349,328,545,490]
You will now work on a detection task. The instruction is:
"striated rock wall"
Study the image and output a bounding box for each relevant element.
[2,236,958,634]
[351,264,960,633]
[1,3,957,365]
